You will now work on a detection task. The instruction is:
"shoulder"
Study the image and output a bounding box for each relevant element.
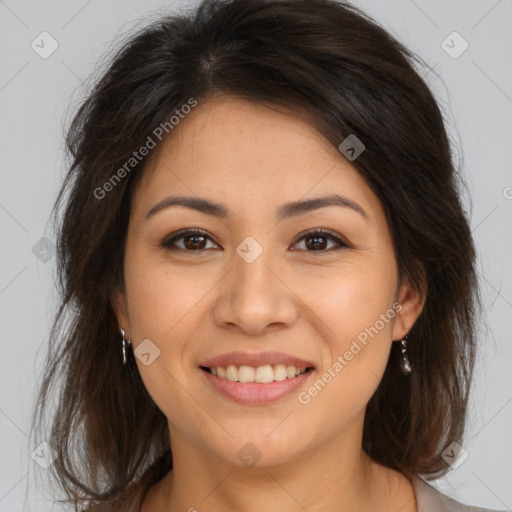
[412,475,508,512]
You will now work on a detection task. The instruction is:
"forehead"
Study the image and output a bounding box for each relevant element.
[132,97,383,224]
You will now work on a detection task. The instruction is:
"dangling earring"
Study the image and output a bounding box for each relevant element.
[399,334,412,375]
[120,328,131,366]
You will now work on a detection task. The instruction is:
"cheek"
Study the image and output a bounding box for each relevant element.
[123,256,228,407]
[294,259,397,410]
[297,256,398,344]
[124,253,213,345]
[123,263,214,425]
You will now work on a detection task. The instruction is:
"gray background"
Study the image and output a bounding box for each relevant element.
[0,0,511,510]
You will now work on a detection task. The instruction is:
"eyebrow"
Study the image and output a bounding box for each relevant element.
[145,193,369,222]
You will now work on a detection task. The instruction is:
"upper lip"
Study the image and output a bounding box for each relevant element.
[199,351,315,369]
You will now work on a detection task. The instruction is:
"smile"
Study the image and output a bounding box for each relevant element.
[199,365,315,405]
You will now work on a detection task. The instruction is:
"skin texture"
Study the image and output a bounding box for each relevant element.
[113,96,425,512]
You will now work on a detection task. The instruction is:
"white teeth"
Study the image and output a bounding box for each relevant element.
[255,365,273,383]
[226,364,239,382]
[273,364,287,381]
[207,364,310,382]
[238,365,254,382]
[286,365,297,379]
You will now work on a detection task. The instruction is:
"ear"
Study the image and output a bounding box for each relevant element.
[111,288,130,338]
[391,265,427,341]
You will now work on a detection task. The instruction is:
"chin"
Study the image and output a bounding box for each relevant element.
[204,429,311,469]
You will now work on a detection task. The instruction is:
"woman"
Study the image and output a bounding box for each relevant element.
[30,0,506,511]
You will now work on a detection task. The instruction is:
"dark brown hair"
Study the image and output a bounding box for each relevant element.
[30,0,481,510]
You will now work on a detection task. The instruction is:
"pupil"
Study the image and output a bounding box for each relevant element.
[307,235,326,250]
[185,235,205,250]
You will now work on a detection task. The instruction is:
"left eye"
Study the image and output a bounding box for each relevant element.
[160,228,349,252]
[292,229,348,252]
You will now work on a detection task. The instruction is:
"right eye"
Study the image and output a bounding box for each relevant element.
[159,228,220,251]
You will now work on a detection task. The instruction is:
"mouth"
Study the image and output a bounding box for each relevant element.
[199,364,316,405]
[199,364,315,383]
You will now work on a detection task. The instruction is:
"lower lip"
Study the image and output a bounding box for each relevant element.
[200,367,315,405]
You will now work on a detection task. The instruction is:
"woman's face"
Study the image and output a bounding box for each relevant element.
[114,96,424,468]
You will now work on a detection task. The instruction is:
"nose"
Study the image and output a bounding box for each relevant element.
[212,246,299,336]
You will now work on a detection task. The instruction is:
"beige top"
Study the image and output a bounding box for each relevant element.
[412,475,508,512]
[87,474,508,511]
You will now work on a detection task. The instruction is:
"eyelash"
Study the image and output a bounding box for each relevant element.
[159,228,351,254]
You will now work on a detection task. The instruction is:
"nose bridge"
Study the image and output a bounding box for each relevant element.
[213,234,298,333]
[232,236,278,303]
